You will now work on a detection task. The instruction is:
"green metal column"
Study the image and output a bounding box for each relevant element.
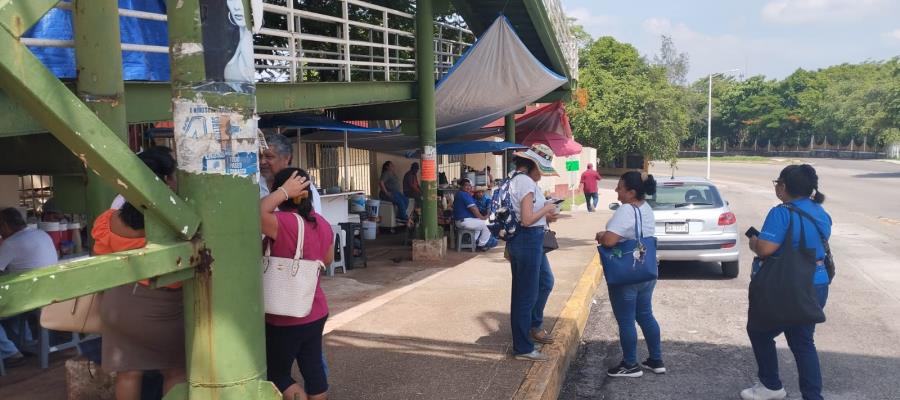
[416,0,439,240]
[165,1,279,398]
[504,113,516,175]
[73,0,128,226]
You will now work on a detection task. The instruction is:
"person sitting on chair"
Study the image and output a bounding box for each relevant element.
[453,179,496,251]
[378,161,409,223]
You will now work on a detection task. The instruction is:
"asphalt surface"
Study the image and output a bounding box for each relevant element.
[560,158,900,400]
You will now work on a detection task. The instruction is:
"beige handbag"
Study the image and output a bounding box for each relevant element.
[40,293,103,334]
[262,214,324,318]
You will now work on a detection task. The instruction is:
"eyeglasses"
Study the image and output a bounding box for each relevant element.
[771,180,782,186]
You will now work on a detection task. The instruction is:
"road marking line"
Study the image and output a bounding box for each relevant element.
[878,217,900,226]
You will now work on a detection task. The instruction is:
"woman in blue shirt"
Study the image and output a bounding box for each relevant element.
[742,164,831,400]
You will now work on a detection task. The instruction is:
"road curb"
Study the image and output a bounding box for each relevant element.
[513,253,603,400]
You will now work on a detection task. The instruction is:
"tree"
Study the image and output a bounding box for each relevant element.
[652,35,690,86]
[568,37,690,164]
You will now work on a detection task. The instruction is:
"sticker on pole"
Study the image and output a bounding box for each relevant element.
[174,99,259,179]
[565,159,580,172]
[421,145,437,182]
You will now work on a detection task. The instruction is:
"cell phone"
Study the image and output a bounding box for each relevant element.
[552,199,565,205]
[745,226,760,238]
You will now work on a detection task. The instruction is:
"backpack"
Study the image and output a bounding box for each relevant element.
[488,172,525,241]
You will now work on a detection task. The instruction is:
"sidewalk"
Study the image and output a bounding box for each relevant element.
[0,208,610,399]
[321,208,609,399]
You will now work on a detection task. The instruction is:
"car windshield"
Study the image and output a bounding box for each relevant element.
[646,182,724,209]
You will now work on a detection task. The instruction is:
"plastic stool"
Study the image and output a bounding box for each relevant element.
[328,229,347,276]
[456,229,478,253]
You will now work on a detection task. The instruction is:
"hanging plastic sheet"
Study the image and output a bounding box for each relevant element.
[514,101,583,156]
[432,16,567,138]
[24,0,170,81]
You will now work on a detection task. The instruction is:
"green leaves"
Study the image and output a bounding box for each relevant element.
[568,37,690,164]
[690,57,900,149]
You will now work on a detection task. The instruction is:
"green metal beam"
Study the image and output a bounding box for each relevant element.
[0,241,201,318]
[166,0,278,397]
[0,28,200,239]
[256,81,416,114]
[1,81,417,137]
[536,88,572,104]
[0,0,58,38]
[521,0,572,89]
[333,100,418,121]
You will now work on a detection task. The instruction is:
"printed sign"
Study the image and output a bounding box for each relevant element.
[421,145,437,181]
[565,159,580,172]
[174,98,259,179]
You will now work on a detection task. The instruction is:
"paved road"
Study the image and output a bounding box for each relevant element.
[561,158,900,400]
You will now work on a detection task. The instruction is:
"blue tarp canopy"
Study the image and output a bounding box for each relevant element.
[26,0,170,81]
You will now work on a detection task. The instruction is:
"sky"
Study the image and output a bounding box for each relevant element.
[563,0,900,82]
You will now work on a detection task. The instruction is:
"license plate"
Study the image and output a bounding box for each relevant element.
[665,223,689,234]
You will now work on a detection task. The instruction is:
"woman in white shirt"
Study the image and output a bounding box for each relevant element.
[595,171,665,378]
[506,145,560,362]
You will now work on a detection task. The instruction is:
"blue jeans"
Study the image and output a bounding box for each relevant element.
[0,324,19,358]
[507,227,554,354]
[608,280,662,365]
[381,191,409,221]
[584,192,598,212]
[748,284,828,400]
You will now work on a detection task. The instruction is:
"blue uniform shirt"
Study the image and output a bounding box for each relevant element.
[758,198,832,285]
[453,191,478,221]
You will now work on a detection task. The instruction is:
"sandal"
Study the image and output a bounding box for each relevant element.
[531,328,555,344]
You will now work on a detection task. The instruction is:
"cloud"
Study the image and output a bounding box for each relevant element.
[884,29,900,43]
[637,17,785,81]
[565,6,620,37]
[761,0,892,24]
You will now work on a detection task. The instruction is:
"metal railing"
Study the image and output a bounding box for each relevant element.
[542,0,579,80]
[22,1,474,83]
[254,0,474,82]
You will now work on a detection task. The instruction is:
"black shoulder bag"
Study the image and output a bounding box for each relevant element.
[784,204,835,283]
[747,209,826,331]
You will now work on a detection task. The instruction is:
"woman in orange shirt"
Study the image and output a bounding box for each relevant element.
[94,149,185,400]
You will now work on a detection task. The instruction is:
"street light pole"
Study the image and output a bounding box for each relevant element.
[707,73,713,179]
[706,68,740,180]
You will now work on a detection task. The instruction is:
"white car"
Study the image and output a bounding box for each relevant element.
[613,176,741,277]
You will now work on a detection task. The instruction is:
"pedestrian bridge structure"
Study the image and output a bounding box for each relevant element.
[0,0,576,397]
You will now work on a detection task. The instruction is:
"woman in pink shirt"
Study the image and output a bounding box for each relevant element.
[261,168,334,400]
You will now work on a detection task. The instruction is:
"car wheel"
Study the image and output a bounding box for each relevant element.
[722,261,739,278]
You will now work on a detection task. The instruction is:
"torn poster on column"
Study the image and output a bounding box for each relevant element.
[174,98,259,181]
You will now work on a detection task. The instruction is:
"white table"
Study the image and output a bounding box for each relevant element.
[319,191,364,226]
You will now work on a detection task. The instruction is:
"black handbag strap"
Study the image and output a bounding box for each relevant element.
[783,204,831,255]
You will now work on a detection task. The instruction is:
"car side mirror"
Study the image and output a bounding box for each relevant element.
[608,203,620,210]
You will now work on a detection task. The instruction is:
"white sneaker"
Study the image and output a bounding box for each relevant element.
[740,383,787,400]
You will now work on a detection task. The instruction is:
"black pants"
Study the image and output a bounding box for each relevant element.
[265,316,328,395]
